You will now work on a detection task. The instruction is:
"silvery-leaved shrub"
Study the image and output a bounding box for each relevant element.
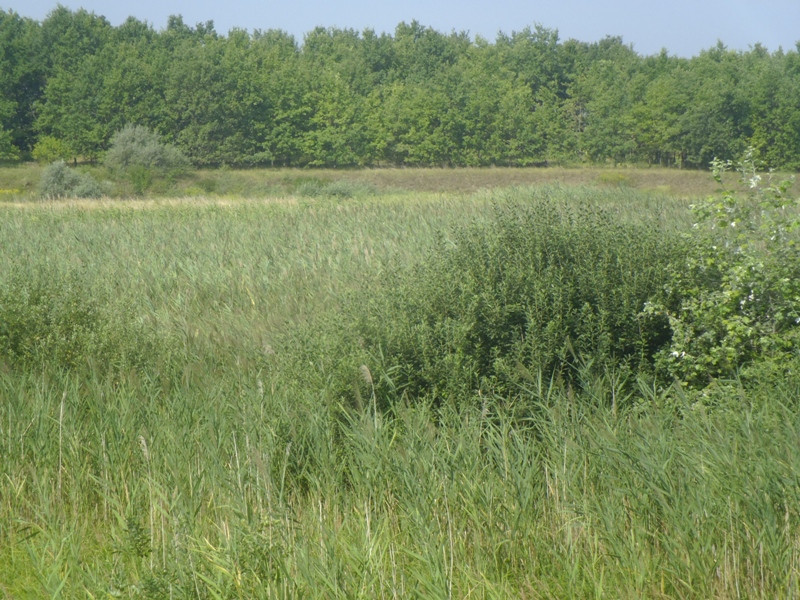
[38,160,104,199]
[104,124,190,195]
[105,124,189,171]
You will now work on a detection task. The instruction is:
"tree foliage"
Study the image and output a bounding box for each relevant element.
[0,7,799,168]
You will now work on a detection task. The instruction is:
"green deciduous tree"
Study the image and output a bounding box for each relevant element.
[678,43,749,167]
[742,46,800,170]
[34,53,109,162]
[34,7,114,162]
[38,6,112,72]
[0,9,799,169]
[31,135,71,163]
[161,27,279,165]
[0,10,43,156]
[571,39,642,164]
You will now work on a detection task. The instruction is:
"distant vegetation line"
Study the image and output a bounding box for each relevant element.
[1,7,799,169]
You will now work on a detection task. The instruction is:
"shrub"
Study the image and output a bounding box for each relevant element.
[321,180,378,198]
[596,171,631,187]
[294,178,326,197]
[38,160,104,199]
[104,124,190,171]
[127,165,153,196]
[197,177,217,194]
[32,136,72,164]
[645,148,800,389]
[344,191,683,404]
[0,270,159,373]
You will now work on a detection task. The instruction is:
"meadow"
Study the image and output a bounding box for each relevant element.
[0,163,739,200]
[1,166,800,598]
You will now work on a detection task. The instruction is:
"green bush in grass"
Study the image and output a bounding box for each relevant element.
[646,148,800,389]
[338,190,683,405]
[0,269,161,373]
[295,178,378,199]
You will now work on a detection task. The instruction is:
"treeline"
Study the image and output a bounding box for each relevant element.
[2,6,800,168]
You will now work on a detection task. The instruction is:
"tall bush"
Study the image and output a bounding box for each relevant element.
[349,191,683,403]
[645,148,800,388]
[0,269,159,373]
[104,125,190,195]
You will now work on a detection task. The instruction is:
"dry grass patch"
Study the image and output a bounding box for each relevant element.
[3,162,796,201]
[300,166,782,197]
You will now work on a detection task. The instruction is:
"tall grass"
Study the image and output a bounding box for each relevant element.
[1,186,799,598]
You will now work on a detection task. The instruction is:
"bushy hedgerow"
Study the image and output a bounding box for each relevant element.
[38,160,105,199]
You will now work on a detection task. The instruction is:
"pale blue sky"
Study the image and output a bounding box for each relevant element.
[4,0,799,57]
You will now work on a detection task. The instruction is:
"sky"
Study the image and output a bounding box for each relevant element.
[4,0,799,58]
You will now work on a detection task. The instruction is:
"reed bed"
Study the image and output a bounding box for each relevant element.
[1,186,798,598]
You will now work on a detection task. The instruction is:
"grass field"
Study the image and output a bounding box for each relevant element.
[1,167,800,598]
[2,162,785,200]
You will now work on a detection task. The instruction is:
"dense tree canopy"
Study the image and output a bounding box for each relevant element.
[1,7,799,168]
